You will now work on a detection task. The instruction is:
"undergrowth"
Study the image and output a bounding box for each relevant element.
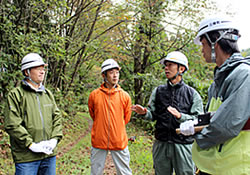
[127,123,154,175]
[0,111,155,175]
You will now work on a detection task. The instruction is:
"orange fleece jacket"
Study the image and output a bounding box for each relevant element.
[88,83,132,150]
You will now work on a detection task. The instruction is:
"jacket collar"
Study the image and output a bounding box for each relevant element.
[214,53,250,84]
[22,79,46,93]
[167,79,184,88]
[99,82,121,94]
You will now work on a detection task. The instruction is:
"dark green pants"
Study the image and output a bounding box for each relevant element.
[152,140,195,175]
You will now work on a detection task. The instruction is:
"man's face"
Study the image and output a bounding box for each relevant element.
[28,65,46,84]
[105,68,119,85]
[201,37,212,63]
[164,61,179,79]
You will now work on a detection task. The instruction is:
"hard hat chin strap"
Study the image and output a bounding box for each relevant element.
[205,33,216,63]
[205,29,234,63]
[25,69,40,86]
[211,43,216,63]
[169,72,180,81]
[104,75,117,89]
[169,64,183,81]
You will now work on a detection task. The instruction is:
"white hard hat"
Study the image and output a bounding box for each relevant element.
[101,59,120,73]
[160,51,189,71]
[21,53,47,71]
[194,16,239,45]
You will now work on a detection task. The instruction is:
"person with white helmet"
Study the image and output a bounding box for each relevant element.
[21,53,48,87]
[180,16,250,175]
[88,59,132,175]
[131,51,203,175]
[4,53,62,175]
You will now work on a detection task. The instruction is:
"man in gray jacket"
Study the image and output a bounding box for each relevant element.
[180,16,250,175]
[4,53,62,175]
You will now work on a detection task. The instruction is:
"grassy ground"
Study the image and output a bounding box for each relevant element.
[0,130,14,175]
[0,112,154,175]
[56,112,92,174]
[127,124,154,175]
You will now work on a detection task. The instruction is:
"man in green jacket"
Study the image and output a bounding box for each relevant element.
[4,53,63,175]
[180,16,250,175]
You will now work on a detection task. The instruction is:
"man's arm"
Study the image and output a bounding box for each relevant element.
[168,89,204,122]
[88,91,95,120]
[4,90,33,148]
[131,87,157,120]
[196,66,250,149]
[124,92,132,124]
[51,100,63,141]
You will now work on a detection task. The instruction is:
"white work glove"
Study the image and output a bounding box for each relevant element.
[40,139,58,155]
[29,142,47,153]
[180,119,198,136]
[48,138,58,151]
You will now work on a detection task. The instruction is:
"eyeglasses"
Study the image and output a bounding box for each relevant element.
[32,67,47,72]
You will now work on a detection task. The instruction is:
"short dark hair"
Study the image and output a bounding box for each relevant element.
[200,29,240,55]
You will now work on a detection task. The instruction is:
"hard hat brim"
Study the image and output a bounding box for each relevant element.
[21,62,48,71]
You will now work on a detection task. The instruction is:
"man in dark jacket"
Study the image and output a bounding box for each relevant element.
[132,51,204,175]
[4,53,62,175]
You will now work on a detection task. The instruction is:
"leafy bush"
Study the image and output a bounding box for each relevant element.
[184,74,212,107]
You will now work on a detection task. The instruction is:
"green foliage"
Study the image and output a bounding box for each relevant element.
[0,0,219,173]
[241,48,250,57]
[132,72,165,105]
[0,0,68,109]
[53,89,89,116]
[132,116,156,135]
[0,0,215,115]
[112,0,216,105]
[184,74,212,107]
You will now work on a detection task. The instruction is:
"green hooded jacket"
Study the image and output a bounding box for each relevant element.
[4,80,62,163]
[192,53,250,175]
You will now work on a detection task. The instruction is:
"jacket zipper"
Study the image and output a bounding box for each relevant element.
[169,87,176,141]
[107,89,111,149]
[36,94,46,140]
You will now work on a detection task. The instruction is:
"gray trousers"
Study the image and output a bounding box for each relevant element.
[153,140,195,175]
[91,146,132,175]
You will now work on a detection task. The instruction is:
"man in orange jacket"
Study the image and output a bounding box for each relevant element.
[88,59,132,175]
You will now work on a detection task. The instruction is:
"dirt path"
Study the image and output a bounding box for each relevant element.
[104,153,116,175]
[57,118,117,174]
[57,118,92,158]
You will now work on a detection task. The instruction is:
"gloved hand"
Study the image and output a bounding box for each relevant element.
[29,142,47,153]
[48,139,58,151]
[39,141,53,155]
[180,119,198,136]
[40,139,58,155]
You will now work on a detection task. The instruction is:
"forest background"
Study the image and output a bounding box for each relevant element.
[1,0,250,174]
